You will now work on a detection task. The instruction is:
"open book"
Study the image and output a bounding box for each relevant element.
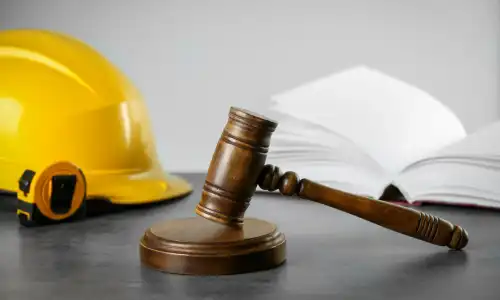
[261,66,500,209]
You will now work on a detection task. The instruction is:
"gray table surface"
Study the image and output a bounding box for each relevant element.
[1,173,499,300]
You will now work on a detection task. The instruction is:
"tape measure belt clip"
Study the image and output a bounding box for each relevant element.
[50,174,77,215]
[18,169,36,197]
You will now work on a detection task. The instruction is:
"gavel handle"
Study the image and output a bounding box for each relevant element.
[258,165,469,250]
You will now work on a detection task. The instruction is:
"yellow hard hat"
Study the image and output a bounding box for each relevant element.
[0,29,192,225]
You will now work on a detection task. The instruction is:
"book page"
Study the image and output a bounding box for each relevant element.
[393,160,500,208]
[266,111,387,174]
[265,111,393,197]
[408,120,500,164]
[393,121,500,208]
[269,65,466,177]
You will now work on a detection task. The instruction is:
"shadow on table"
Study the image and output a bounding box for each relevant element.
[139,261,288,299]
[333,250,470,299]
[137,248,468,299]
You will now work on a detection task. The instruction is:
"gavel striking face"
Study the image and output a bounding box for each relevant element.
[196,107,468,250]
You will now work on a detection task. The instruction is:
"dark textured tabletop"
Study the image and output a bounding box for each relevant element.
[1,173,499,300]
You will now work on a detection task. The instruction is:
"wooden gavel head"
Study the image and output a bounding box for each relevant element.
[195,107,277,227]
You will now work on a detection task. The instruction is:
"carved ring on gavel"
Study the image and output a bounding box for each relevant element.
[139,106,469,276]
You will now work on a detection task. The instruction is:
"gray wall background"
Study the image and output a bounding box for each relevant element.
[1,0,499,172]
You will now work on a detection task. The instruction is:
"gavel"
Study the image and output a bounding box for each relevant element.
[140,106,468,275]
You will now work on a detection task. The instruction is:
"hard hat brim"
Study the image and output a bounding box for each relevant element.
[84,171,194,205]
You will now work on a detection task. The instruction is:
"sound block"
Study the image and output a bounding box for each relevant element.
[139,216,287,275]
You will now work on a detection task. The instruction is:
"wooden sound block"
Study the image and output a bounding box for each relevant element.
[139,216,287,275]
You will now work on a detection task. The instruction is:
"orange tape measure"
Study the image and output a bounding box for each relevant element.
[17,161,87,226]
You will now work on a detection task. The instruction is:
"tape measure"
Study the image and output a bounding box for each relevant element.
[16,161,87,227]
